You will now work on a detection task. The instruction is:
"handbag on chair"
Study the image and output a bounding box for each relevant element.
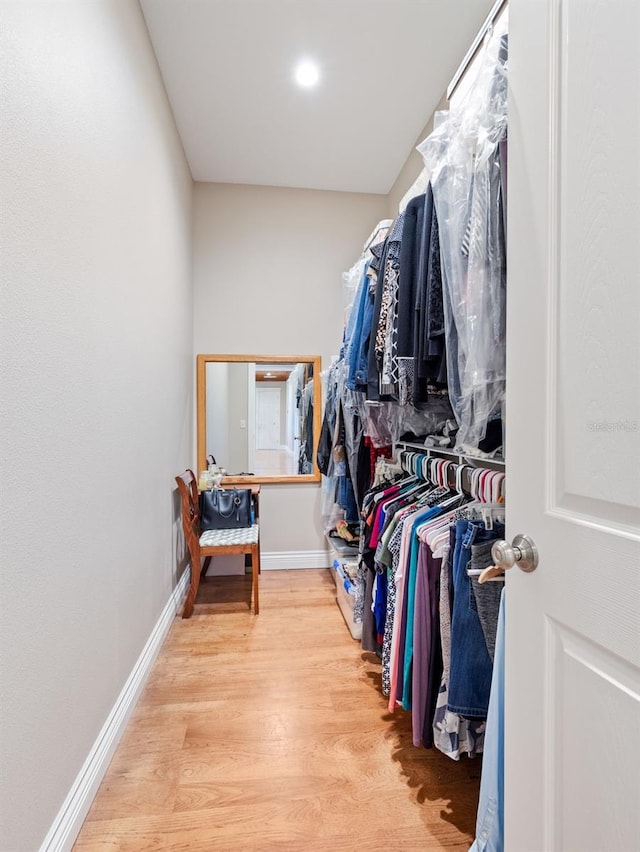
[200,487,252,531]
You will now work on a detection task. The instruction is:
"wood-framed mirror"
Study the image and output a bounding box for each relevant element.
[197,354,322,485]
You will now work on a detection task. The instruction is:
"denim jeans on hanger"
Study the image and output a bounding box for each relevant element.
[447,518,504,717]
[338,475,359,525]
[345,261,374,391]
[340,398,365,507]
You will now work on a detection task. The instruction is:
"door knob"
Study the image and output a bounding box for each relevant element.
[491,534,538,573]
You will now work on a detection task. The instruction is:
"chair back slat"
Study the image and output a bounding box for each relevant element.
[175,469,201,555]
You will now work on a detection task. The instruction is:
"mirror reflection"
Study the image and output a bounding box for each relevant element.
[197,355,321,484]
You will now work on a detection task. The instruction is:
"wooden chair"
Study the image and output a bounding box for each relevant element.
[175,470,260,617]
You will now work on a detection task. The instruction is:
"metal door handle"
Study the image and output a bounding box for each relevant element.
[491,534,538,573]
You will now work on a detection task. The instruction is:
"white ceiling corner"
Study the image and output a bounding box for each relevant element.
[140,0,496,194]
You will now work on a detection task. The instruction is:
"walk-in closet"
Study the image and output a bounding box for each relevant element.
[2,1,638,851]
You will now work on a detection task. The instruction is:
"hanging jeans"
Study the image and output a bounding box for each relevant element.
[447,519,504,717]
[338,475,359,525]
[345,262,375,391]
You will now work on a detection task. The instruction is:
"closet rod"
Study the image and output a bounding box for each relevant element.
[397,449,505,499]
[446,0,508,101]
[395,441,505,471]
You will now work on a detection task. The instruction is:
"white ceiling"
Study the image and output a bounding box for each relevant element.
[140,0,495,194]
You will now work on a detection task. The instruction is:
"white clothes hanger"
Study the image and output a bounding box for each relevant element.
[362,219,393,253]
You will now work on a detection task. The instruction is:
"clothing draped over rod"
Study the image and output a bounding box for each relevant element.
[319,14,510,850]
[355,451,505,758]
[317,19,508,540]
[294,362,315,474]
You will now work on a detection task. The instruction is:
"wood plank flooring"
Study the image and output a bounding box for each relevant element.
[254,449,297,476]
[73,569,481,851]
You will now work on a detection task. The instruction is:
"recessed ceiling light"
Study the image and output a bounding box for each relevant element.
[294,60,320,88]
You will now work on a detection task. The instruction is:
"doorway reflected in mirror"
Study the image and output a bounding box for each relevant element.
[196,354,321,485]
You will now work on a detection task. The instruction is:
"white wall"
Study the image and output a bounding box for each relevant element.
[227,361,249,471]
[206,361,230,467]
[193,182,388,554]
[385,93,449,216]
[0,2,193,850]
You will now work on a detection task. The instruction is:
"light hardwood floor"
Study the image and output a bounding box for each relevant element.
[254,448,297,476]
[73,569,481,851]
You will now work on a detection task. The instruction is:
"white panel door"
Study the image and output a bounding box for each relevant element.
[256,386,281,449]
[507,1,640,850]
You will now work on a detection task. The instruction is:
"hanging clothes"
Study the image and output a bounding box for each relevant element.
[469,589,505,852]
[298,376,315,474]
[354,453,505,762]
[343,258,373,393]
[432,527,486,760]
[377,211,405,398]
[446,518,504,716]
[419,32,508,454]
[318,19,511,852]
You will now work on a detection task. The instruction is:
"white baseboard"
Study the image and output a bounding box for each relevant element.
[39,567,190,852]
[261,549,331,570]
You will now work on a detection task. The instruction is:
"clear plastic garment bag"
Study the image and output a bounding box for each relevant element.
[419,22,508,455]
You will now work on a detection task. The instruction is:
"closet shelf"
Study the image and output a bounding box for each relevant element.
[394,441,505,470]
